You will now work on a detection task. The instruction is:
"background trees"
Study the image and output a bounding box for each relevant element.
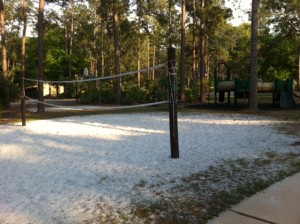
[0,0,299,108]
[0,0,9,109]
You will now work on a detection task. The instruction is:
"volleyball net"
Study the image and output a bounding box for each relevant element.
[22,62,171,112]
[21,47,179,158]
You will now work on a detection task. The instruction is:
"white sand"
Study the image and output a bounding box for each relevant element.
[0,112,297,223]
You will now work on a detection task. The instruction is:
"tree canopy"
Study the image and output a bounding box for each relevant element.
[0,0,299,107]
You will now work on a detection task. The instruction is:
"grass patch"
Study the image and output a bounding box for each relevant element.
[131,151,300,223]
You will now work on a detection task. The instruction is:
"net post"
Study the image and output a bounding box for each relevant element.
[21,77,26,126]
[168,47,179,158]
[21,96,26,126]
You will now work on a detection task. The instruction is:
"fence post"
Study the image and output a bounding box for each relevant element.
[168,47,179,158]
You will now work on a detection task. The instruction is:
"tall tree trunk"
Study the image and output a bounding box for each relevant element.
[152,26,156,80]
[298,51,300,90]
[37,0,45,113]
[94,23,99,77]
[64,15,68,54]
[93,0,100,103]
[137,36,141,87]
[137,15,141,87]
[168,0,172,47]
[0,0,9,109]
[192,0,196,87]
[180,0,186,101]
[101,17,105,77]
[93,0,99,77]
[199,0,206,103]
[249,0,259,110]
[69,0,74,80]
[147,37,150,78]
[152,45,156,80]
[21,0,28,125]
[101,43,105,77]
[137,1,142,87]
[113,7,121,104]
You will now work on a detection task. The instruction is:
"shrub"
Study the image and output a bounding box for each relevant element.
[0,76,5,108]
[122,86,148,105]
[99,88,116,104]
[0,76,17,106]
[185,88,200,103]
[146,77,168,102]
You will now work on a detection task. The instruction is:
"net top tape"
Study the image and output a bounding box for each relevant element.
[23,63,167,84]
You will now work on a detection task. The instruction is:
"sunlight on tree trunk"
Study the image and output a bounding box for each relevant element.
[137,37,141,87]
[180,0,186,101]
[37,0,45,113]
[152,44,156,80]
[147,38,150,78]
[137,6,141,87]
[0,0,9,109]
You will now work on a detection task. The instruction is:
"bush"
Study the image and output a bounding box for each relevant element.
[0,76,18,107]
[9,82,20,102]
[79,77,169,105]
[99,88,116,104]
[184,88,200,103]
[122,86,148,105]
[0,76,5,107]
[146,77,168,102]
[80,88,100,104]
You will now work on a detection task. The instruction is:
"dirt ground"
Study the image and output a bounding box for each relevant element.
[2,99,300,125]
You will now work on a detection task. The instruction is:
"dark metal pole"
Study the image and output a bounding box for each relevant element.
[21,76,26,126]
[168,47,179,158]
[75,75,78,102]
[21,94,26,126]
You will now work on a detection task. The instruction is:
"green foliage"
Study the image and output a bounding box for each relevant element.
[228,24,251,79]
[99,88,117,104]
[79,78,99,104]
[146,77,169,102]
[260,35,298,81]
[185,82,200,103]
[0,75,19,107]
[122,85,148,105]
[44,28,69,81]
[265,67,291,81]
[2,0,299,105]
[80,81,116,104]
[78,76,168,105]
[0,76,5,108]
[185,88,199,103]
[9,82,20,102]
[80,88,100,104]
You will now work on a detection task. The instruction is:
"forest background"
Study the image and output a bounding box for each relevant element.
[0,0,299,111]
